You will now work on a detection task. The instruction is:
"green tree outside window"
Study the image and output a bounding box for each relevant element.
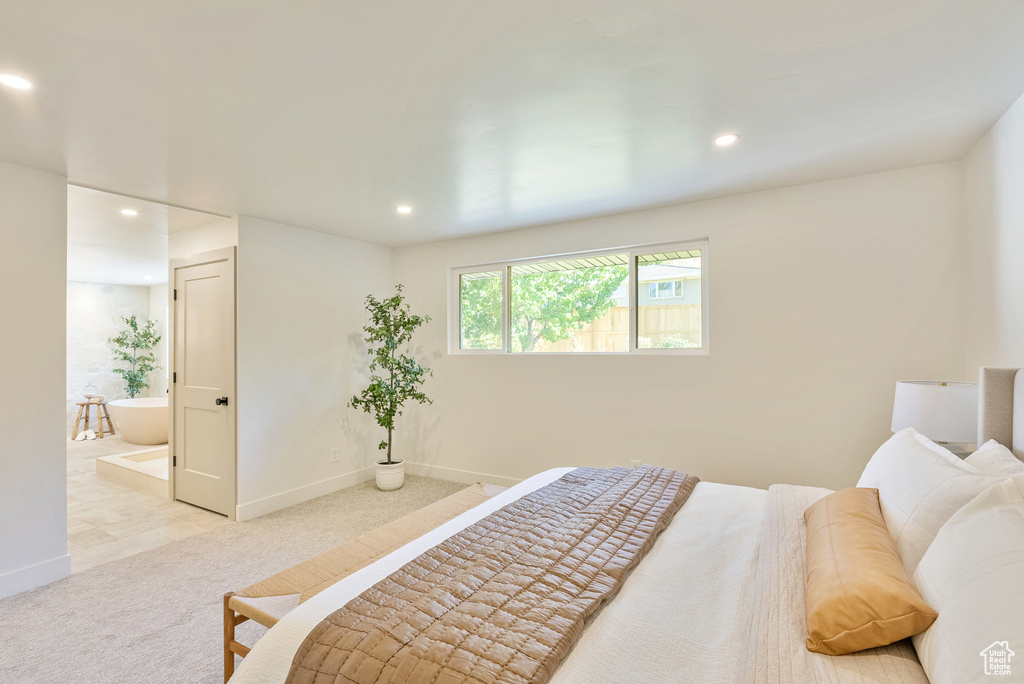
[459,265,629,352]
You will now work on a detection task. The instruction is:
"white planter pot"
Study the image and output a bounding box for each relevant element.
[375,459,405,491]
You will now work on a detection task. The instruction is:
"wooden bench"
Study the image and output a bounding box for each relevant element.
[223,482,507,682]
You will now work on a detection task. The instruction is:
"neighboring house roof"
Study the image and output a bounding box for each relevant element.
[638,264,701,281]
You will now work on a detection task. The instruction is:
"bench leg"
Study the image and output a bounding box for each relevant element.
[224,593,235,682]
[224,592,253,682]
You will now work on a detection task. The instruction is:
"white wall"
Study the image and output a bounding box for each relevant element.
[0,161,69,598]
[235,217,393,519]
[963,90,1024,374]
[393,163,967,490]
[169,216,238,260]
[66,282,152,431]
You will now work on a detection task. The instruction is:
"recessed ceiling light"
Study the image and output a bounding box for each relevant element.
[120,208,138,216]
[0,74,32,91]
[143,276,153,281]
[714,133,740,146]
[396,205,413,214]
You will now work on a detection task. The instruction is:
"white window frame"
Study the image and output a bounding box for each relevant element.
[448,239,709,355]
[448,269,507,354]
[649,280,683,299]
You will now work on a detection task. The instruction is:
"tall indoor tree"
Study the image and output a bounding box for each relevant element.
[349,285,432,489]
[108,315,161,399]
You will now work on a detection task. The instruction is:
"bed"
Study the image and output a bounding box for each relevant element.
[228,367,1024,684]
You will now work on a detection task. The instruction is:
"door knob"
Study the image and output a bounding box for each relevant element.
[215,397,229,406]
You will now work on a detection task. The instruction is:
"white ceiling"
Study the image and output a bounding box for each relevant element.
[67,185,220,285]
[3,1,1024,246]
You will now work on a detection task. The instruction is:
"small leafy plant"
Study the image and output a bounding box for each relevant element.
[349,285,432,464]
[109,315,161,399]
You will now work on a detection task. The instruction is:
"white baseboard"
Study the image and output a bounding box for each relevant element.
[0,554,71,599]
[235,467,375,521]
[235,463,521,521]
[405,462,522,488]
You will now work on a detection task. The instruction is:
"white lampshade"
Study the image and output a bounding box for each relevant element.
[891,381,978,443]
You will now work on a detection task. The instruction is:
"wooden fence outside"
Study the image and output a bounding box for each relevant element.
[532,305,701,352]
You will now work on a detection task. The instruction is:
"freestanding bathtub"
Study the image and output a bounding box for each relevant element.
[107,397,169,445]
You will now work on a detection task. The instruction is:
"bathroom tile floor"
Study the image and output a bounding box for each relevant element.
[67,435,229,573]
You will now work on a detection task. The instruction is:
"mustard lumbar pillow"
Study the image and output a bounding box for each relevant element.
[804,487,937,656]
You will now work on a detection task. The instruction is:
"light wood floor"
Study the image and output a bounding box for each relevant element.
[67,435,228,572]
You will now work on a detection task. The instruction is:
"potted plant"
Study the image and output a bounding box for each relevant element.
[109,315,161,398]
[348,285,432,490]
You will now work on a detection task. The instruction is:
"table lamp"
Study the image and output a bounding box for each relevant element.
[891,381,978,449]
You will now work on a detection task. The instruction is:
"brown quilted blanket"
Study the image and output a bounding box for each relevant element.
[286,466,699,684]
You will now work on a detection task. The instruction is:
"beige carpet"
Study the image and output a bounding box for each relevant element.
[0,475,465,684]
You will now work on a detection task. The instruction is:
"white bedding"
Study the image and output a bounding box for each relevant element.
[551,480,766,684]
[230,470,930,684]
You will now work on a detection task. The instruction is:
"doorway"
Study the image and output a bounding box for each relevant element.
[65,186,231,572]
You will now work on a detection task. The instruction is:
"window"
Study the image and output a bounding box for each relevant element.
[637,252,702,349]
[451,240,706,354]
[459,271,502,350]
[649,281,682,299]
[510,256,629,352]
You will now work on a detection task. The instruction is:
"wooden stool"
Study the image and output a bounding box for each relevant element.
[72,401,115,439]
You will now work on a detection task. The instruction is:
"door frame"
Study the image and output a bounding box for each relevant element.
[168,246,238,520]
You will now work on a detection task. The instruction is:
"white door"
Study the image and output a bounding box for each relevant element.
[171,247,236,517]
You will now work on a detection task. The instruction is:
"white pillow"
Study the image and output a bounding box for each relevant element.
[856,428,1000,573]
[965,439,1024,477]
[912,475,1024,684]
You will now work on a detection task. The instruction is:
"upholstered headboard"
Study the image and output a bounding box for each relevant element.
[978,367,1024,460]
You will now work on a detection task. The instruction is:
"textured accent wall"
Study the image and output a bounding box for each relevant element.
[65,282,167,435]
[148,284,170,400]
